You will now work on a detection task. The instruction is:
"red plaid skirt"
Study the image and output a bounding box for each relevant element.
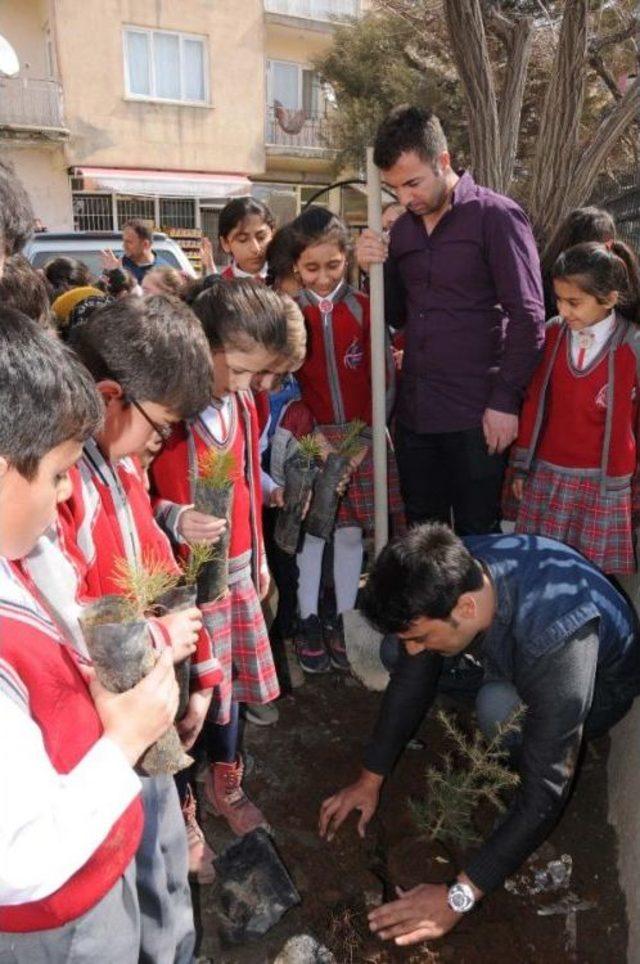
[201,571,280,724]
[513,461,635,574]
[318,425,405,537]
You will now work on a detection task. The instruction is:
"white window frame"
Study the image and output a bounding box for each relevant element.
[123,26,210,107]
[266,59,322,115]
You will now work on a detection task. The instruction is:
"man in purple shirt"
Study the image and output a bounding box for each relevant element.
[358,106,545,533]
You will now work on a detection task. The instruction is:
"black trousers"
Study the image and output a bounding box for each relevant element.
[394,421,507,534]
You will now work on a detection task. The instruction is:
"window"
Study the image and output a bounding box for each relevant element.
[72,194,113,231]
[266,60,322,115]
[123,27,208,104]
[159,198,196,230]
[116,196,155,228]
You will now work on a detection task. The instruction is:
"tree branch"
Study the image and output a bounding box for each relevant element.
[588,47,623,100]
[443,0,502,189]
[589,16,639,54]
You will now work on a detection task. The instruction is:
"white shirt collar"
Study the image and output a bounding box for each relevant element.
[569,311,616,347]
[231,262,268,280]
[307,281,345,305]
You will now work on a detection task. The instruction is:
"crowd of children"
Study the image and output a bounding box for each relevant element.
[1,145,640,962]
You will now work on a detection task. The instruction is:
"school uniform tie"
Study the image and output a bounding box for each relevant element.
[576,330,595,370]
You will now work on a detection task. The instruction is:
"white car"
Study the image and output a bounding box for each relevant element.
[24,231,196,279]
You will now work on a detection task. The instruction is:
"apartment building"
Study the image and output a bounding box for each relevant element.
[0,0,367,253]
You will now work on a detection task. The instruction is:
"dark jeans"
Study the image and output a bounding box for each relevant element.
[394,421,507,534]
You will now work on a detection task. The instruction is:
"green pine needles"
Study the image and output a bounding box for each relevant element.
[112,553,180,619]
[337,419,367,459]
[196,449,235,490]
[410,707,524,849]
[181,541,218,586]
[297,433,322,464]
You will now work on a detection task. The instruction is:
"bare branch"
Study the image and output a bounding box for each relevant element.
[443,0,502,189]
[529,0,590,241]
[589,16,639,54]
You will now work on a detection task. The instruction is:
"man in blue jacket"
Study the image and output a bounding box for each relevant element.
[320,524,640,945]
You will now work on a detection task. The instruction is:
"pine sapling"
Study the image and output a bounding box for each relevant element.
[180,541,218,587]
[112,552,180,620]
[195,448,235,491]
[192,449,234,602]
[297,433,322,466]
[337,418,367,460]
[410,707,524,850]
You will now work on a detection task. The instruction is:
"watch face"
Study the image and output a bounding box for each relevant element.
[448,884,475,913]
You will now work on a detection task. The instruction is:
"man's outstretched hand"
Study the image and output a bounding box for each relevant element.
[318,770,383,841]
[368,883,461,945]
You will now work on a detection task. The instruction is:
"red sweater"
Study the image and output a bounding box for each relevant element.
[295,284,373,426]
[55,441,221,690]
[0,560,143,931]
[513,315,640,486]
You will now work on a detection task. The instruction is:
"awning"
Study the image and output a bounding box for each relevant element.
[72,167,252,199]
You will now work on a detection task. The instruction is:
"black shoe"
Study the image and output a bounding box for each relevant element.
[295,614,331,674]
[323,615,350,671]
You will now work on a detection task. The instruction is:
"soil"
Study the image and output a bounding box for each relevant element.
[193,673,627,964]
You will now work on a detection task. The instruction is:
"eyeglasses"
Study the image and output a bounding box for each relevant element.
[128,397,173,442]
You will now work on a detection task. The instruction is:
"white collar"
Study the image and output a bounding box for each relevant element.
[231,261,268,280]
[569,311,616,345]
[307,281,345,305]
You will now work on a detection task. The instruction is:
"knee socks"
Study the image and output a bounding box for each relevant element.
[333,526,363,615]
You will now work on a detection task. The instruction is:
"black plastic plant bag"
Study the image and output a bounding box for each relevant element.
[274,450,319,556]
[79,596,193,776]
[153,585,198,720]
[304,452,350,541]
[194,480,232,604]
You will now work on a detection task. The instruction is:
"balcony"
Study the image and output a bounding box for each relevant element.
[264,0,359,26]
[265,105,335,158]
[0,77,69,141]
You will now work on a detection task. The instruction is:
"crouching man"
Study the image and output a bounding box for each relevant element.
[319,524,640,945]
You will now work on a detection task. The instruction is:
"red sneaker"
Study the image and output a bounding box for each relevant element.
[182,785,216,885]
[204,757,270,836]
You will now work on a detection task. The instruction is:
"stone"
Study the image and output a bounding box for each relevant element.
[214,828,301,943]
[341,609,388,692]
[273,934,336,964]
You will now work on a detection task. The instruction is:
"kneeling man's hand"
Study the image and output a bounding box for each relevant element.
[368,883,461,945]
[318,769,383,841]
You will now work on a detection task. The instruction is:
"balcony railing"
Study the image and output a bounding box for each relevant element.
[0,77,67,134]
[264,0,359,20]
[265,106,334,153]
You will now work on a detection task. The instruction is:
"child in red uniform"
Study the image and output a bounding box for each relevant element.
[22,296,221,957]
[0,308,179,963]
[219,197,275,282]
[509,242,640,573]
[151,279,288,835]
[291,212,401,673]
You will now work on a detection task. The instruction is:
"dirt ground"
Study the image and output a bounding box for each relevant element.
[193,672,627,964]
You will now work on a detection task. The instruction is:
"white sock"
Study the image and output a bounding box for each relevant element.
[333,526,364,615]
[296,534,325,619]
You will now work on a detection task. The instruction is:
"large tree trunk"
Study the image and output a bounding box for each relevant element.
[489,9,535,194]
[443,0,503,190]
[528,0,589,242]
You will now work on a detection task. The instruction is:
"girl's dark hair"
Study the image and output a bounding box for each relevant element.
[0,306,103,479]
[543,207,616,273]
[552,241,640,324]
[43,256,93,298]
[290,206,352,261]
[265,224,297,287]
[218,197,275,239]
[193,278,288,354]
[361,523,484,634]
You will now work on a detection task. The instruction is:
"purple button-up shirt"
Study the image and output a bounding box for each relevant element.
[387,171,545,434]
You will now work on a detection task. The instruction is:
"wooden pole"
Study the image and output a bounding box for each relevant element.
[366,147,389,555]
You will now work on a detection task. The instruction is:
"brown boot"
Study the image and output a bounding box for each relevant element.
[204,757,269,836]
[182,785,216,885]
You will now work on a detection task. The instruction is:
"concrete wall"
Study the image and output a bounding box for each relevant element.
[609,573,640,963]
[53,0,266,174]
[2,145,73,231]
[0,0,51,77]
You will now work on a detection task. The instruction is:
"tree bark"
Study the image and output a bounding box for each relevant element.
[488,8,535,192]
[529,0,589,242]
[443,0,502,190]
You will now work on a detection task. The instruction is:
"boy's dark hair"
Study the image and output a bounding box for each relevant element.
[373,105,448,171]
[123,219,153,243]
[291,206,352,261]
[0,160,34,256]
[361,523,484,634]
[70,295,213,418]
[553,240,640,324]
[218,197,275,239]
[0,256,52,327]
[193,278,288,354]
[43,256,93,298]
[0,307,102,479]
[543,206,616,273]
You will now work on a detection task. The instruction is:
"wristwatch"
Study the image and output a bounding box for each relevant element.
[446,880,476,914]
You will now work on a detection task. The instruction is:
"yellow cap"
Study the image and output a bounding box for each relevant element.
[52,286,106,325]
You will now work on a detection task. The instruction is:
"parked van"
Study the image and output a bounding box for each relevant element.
[24,231,196,279]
